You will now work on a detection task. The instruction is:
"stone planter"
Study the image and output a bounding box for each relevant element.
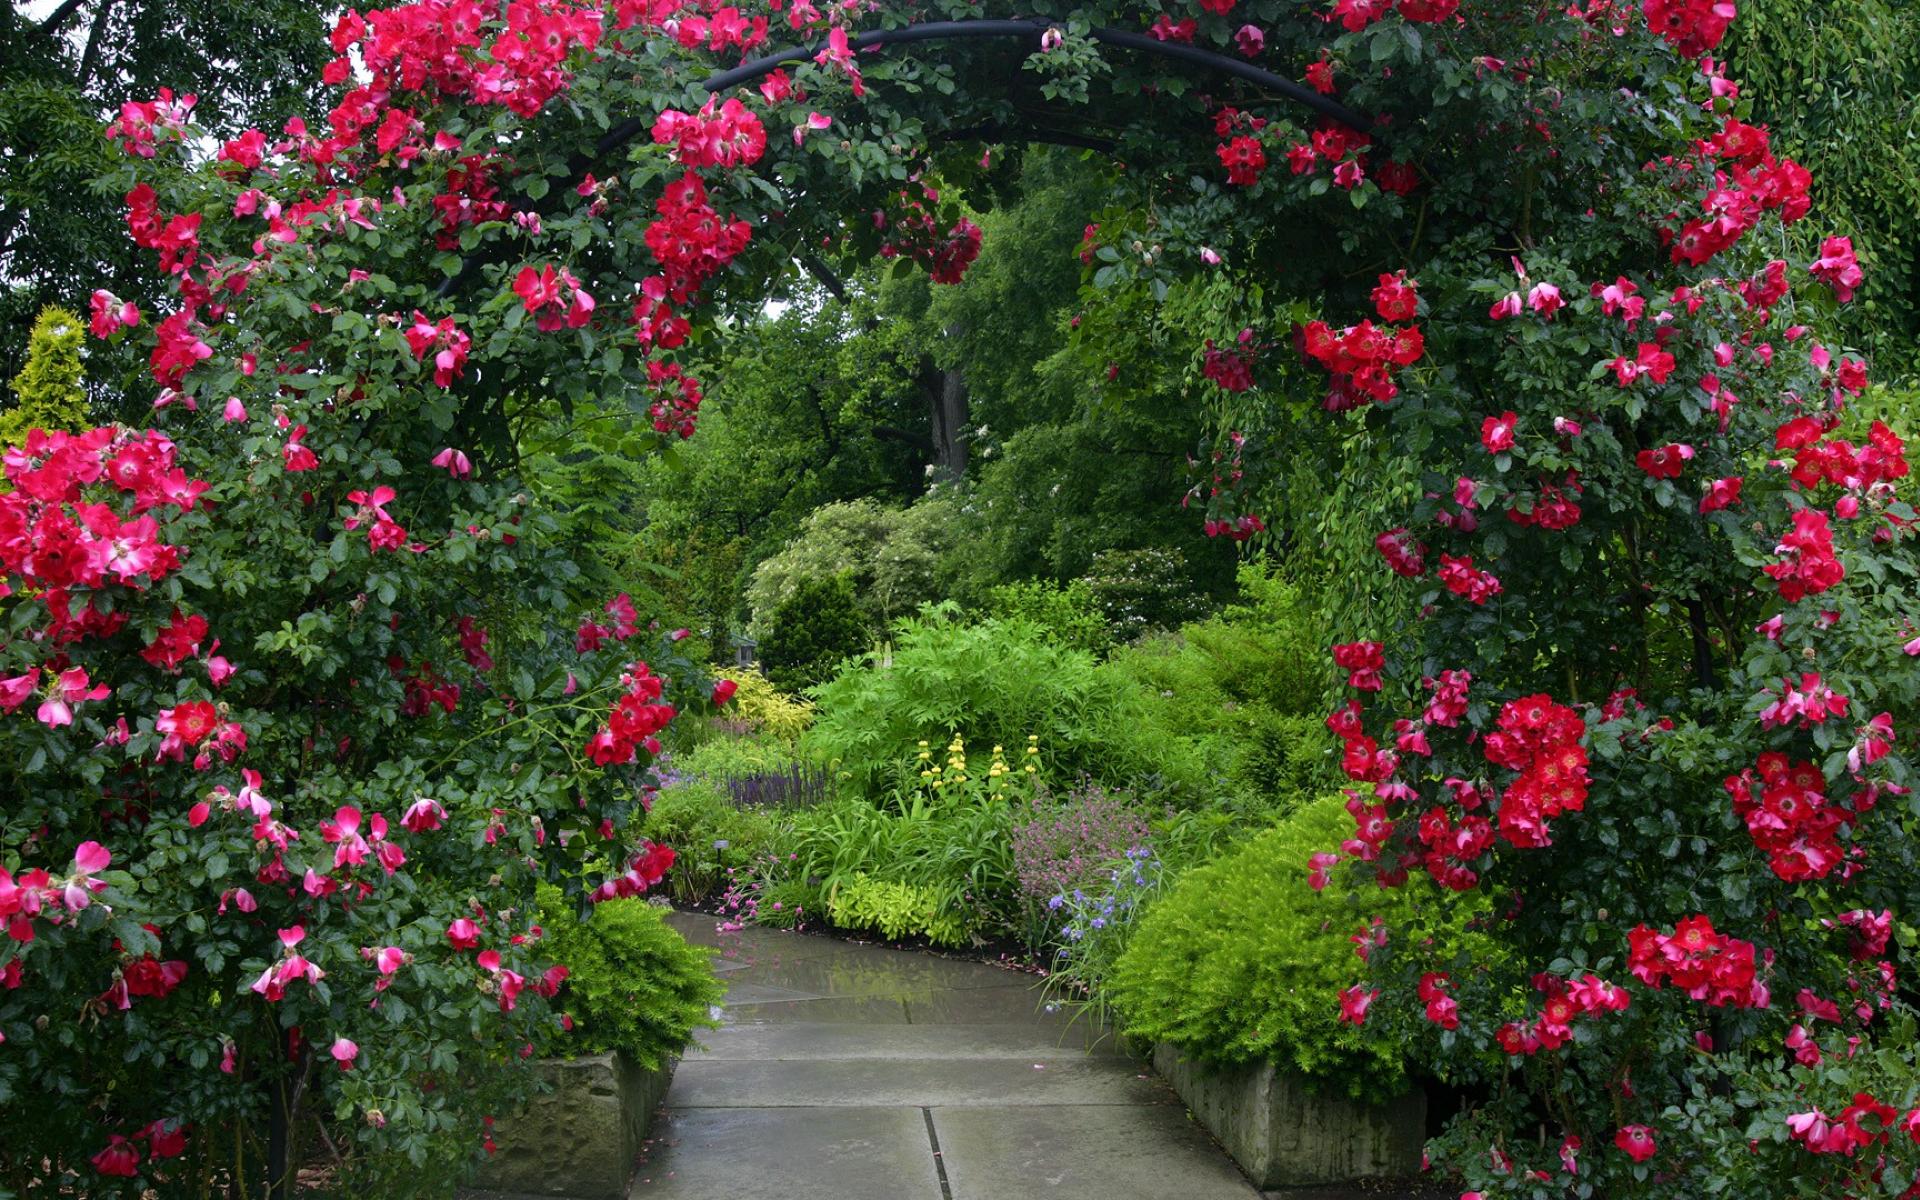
[465,1053,675,1200]
[1152,1043,1425,1191]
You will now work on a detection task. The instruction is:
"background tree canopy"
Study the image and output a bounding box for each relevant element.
[0,0,330,383]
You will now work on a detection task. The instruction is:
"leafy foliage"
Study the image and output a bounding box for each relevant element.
[2,305,90,449]
[1077,547,1217,640]
[757,572,869,693]
[1107,797,1480,1102]
[805,606,1193,801]
[980,578,1112,656]
[1725,0,1920,380]
[0,0,331,382]
[1104,566,1335,811]
[536,887,722,1070]
[744,495,961,639]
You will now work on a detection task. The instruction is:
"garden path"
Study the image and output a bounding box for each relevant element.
[630,912,1267,1200]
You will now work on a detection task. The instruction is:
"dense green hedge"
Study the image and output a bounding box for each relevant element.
[1107,796,1480,1103]
[537,887,723,1070]
[1725,0,1920,380]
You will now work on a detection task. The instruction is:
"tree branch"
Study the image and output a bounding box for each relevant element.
[77,0,115,89]
[33,0,90,39]
[796,252,850,304]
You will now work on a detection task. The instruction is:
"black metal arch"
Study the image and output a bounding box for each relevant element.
[435,19,1370,298]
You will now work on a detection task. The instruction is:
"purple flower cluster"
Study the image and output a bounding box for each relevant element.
[1011,783,1152,905]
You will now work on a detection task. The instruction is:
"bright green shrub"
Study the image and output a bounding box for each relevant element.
[645,781,781,903]
[1,305,90,451]
[537,886,723,1070]
[1106,796,1481,1102]
[805,605,1194,800]
[724,670,814,742]
[826,874,969,946]
[676,730,803,781]
[758,572,869,692]
[981,578,1112,656]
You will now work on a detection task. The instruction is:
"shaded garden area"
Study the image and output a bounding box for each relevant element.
[3,0,1920,1197]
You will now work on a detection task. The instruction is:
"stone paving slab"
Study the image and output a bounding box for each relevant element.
[629,1106,941,1200]
[901,981,1070,1025]
[717,994,912,1025]
[666,1056,1173,1108]
[694,1021,1125,1060]
[707,946,1035,997]
[932,1104,1263,1200]
[632,912,1259,1200]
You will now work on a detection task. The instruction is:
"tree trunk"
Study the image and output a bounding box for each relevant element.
[923,322,969,483]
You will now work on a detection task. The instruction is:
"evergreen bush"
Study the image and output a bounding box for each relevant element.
[757,572,869,693]
[536,886,722,1071]
[1107,796,1484,1103]
[1,305,90,450]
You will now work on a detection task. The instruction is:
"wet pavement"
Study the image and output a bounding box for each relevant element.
[629,911,1264,1199]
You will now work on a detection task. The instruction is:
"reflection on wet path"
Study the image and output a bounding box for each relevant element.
[627,911,1263,1199]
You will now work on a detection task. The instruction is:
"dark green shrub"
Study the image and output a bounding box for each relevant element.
[1228,711,1332,813]
[537,886,723,1069]
[758,572,869,692]
[1077,546,1214,640]
[1106,796,1482,1102]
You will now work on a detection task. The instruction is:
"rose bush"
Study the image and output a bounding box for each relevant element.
[3,0,1916,1196]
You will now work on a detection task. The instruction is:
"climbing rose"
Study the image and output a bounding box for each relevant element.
[1332,642,1385,691]
[1809,235,1863,303]
[1700,476,1743,511]
[1480,412,1517,454]
[1614,1124,1658,1163]
[1371,271,1418,322]
[91,1136,142,1177]
[1636,443,1694,478]
[330,1037,359,1070]
[1217,135,1266,186]
[1642,0,1737,58]
[1337,984,1378,1025]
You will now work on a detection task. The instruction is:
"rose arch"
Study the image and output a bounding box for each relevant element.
[3,0,1917,1196]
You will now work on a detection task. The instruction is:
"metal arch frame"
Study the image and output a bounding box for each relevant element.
[434,19,1370,297]
[599,19,1372,154]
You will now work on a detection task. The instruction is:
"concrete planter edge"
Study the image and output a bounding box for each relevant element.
[1151,1042,1425,1192]
[463,1051,676,1200]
